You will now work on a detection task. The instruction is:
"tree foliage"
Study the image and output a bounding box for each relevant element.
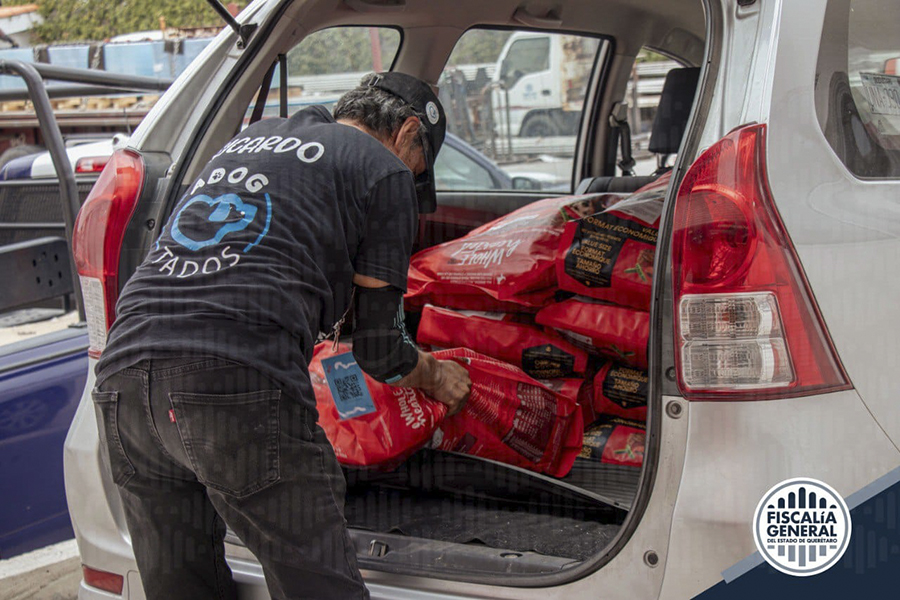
[4,0,246,43]
[286,28,509,77]
[287,28,401,76]
[7,1,510,73]
[636,49,671,63]
[446,30,512,66]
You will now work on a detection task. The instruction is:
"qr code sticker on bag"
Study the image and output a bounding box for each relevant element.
[334,374,363,402]
[321,352,378,420]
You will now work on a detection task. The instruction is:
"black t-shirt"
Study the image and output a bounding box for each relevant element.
[96,106,418,406]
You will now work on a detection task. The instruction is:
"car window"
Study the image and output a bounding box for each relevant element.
[621,49,682,176]
[434,141,501,190]
[437,29,604,193]
[816,0,900,178]
[247,27,401,121]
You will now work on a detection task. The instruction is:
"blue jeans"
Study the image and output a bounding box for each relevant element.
[93,357,368,600]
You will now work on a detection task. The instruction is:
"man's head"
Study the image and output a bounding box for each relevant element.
[334,72,446,213]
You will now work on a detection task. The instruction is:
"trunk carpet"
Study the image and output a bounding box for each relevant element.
[344,488,622,561]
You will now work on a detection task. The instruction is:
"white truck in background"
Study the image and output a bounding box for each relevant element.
[492,32,599,138]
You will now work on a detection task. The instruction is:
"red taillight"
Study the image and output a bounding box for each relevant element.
[672,124,850,400]
[73,148,144,358]
[82,565,124,594]
[75,155,110,173]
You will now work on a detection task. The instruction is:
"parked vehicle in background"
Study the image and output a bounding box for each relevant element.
[492,31,599,138]
[64,0,900,598]
[438,133,568,191]
[0,134,128,180]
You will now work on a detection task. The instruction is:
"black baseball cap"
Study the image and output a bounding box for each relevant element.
[368,72,446,213]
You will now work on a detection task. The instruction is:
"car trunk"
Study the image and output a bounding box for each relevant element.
[332,193,651,575]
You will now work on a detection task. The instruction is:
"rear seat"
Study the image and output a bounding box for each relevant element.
[576,67,700,195]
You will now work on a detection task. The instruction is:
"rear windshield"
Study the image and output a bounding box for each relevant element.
[816,0,900,178]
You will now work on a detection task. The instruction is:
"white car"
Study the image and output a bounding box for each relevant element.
[64,0,900,598]
[0,134,129,180]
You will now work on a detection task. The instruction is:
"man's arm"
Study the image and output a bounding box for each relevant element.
[352,274,470,415]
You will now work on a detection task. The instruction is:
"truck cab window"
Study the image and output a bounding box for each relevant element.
[499,37,550,88]
[437,29,605,193]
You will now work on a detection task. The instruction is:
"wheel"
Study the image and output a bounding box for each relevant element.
[552,110,581,136]
[519,113,558,137]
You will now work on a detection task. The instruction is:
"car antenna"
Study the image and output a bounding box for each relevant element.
[204,0,258,49]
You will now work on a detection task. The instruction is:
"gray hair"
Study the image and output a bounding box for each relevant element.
[333,73,427,144]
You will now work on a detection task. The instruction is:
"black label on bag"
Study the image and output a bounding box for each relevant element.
[601,365,648,409]
[564,213,659,288]
[580,420,614,460]
[521,344,576,379]
[579,415,645,461]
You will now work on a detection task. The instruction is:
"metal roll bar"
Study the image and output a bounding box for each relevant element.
[0,60,176,322]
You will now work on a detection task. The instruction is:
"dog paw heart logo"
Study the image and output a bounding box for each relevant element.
[171,193,269,252]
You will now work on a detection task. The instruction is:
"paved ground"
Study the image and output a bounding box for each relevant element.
[0,540,80,600]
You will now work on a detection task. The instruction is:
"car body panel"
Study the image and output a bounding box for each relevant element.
[763,0,900,448]
[0,328,87,558]
[661,390,900,599]
[29,139,117,178]
[435,134,513,190]
[0,154,37,181]
[0,137,126,180]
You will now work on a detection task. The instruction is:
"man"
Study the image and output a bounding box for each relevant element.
[92,72,470,600]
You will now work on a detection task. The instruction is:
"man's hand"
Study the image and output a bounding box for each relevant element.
[350,274,471,414]
[424,359,471,416]
[390,350,471,416]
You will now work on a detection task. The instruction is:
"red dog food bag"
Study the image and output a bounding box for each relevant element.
[406,194,624,311]
[417,305,590,379]
[310,343,447,468]
[579,415,645,468]
[539,377,586,405]
[540,377,596,428]
[583,362,649,423]
[535,298,649,368]
[430,348,584,478]
[557,173,670,310]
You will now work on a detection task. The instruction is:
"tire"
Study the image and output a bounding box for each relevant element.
[519,113,559,137]
[553,110,581,136]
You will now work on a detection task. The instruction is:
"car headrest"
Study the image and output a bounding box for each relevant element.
[648,67,701,155]
[575,175,657,195]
